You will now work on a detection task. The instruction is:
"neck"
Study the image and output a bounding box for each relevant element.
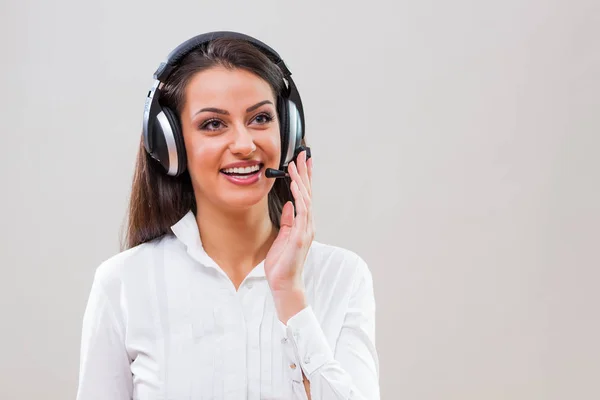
[195,196,277,285]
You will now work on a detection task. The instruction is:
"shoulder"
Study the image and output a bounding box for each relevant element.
[305,240,373,290]
[92,234,179,294]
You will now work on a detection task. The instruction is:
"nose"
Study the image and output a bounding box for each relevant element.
[228,124,256,157]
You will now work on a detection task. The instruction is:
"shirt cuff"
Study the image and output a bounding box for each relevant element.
[281,305,335,377]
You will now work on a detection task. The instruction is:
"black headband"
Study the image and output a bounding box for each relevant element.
[153,31,291,82]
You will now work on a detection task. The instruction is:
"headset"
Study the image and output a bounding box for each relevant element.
[142,31,308,177]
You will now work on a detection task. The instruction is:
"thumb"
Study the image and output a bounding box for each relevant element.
[279,201,295,229]
[269,202,295,257]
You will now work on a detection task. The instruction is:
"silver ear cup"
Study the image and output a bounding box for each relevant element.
[283,99,302,166]
[142,80,161,155]
[156,111,180,176]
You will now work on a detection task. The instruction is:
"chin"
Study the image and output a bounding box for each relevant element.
[194,168,277,211]
[217,192,269,210]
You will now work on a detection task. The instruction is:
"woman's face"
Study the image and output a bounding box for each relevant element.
[180,66,281,211]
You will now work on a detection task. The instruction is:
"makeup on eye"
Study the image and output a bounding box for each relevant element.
[252,110,275,124]
[199,117,226,132]
[197,110,275,132]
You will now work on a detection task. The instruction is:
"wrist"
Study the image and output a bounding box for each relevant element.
[272,288,307,325]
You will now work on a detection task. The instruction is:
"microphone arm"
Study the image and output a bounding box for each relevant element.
[265,146,311,179]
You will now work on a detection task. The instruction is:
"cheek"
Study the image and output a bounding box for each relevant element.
[184,136,223,177]
[260,130,282,162]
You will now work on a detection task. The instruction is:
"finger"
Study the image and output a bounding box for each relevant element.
[279,200,295,229]
[296,151,311,197]
[307,156,313,184]
[306,157,315,242]
[289,179,308,247]
[306,157,315,238]
[289,160,313,241]
[288,160,311,210]
[270,201,294,257]
[306,156,314,238]
[291,178,315,252]
[290,178,307,223]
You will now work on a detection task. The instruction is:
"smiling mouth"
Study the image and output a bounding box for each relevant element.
[220,164,263,177]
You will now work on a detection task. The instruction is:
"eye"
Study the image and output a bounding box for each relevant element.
[199,118,226,132]
[252,112,275,125]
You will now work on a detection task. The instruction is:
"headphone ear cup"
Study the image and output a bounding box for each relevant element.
[150,106,187,176]
[287,99,302,147]
[277,95,290,168]
[279,98,302,167]
[161,107,187,176]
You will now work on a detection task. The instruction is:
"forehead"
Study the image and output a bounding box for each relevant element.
[184,66,275,110]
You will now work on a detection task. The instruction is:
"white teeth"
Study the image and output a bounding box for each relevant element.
[222,164,260,174]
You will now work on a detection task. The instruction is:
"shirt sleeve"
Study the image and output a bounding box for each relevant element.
[76,274,133,400]
[283,258,380,399]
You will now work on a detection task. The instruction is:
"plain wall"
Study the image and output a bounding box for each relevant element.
[1,0,598,398]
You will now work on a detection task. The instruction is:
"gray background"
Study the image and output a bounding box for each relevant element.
[1,0,599,398]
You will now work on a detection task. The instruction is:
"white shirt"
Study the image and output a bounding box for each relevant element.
[77,210,380,400]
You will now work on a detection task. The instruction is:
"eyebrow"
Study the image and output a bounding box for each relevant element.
[247,100,273,112]
[193,100,273,117]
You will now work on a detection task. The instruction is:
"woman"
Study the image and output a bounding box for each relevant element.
[77,31,380,400]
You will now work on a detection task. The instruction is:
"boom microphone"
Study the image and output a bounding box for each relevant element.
[265,168,289,178]
[265,146,311,179]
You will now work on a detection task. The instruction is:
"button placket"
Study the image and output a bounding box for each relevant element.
[289,361,302,383]
[242,280,266,395]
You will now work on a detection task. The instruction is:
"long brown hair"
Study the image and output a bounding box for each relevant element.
[121,37,302,250]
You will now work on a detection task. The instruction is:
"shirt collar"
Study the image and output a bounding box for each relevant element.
[170,210,266,278]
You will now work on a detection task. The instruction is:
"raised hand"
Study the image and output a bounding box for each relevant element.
[264,150,314,322]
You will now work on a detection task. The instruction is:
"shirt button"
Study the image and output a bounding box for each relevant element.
[304,355,311,364]
[281,337,288,344]
[290,363,297,370]
[247,282,253,289]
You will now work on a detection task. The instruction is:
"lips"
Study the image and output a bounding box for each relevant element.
[220,163,263,176]
[219,163,263,186]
